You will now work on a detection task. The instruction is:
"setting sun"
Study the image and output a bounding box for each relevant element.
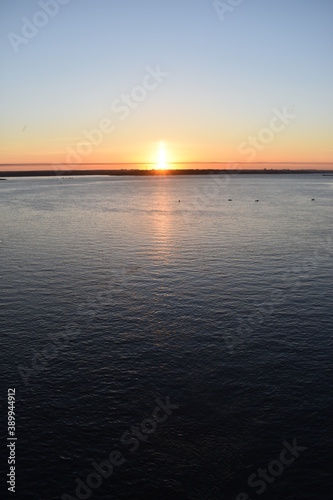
[157,142,168,169]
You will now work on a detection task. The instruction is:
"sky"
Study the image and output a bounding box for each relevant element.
[0,0,332,168]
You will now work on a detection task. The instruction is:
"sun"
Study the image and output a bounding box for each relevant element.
[157,142,168,170]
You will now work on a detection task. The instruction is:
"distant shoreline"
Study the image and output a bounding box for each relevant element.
[0,169,333,177]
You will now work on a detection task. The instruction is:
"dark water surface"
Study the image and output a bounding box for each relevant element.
[0,175,332,499]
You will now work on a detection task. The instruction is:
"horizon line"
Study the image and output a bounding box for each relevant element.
[1,161,333,167]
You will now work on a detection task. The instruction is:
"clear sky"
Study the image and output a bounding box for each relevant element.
[1,0,332,168]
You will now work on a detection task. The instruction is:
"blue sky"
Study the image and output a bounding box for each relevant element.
[1,0,332,165]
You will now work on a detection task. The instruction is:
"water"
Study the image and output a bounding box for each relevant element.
[0,174,332,499]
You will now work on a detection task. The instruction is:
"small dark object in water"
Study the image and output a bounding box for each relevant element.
[311,199,315,201]
[255,199,259,202]
[178,200,180,202]
[228,199,232,201]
